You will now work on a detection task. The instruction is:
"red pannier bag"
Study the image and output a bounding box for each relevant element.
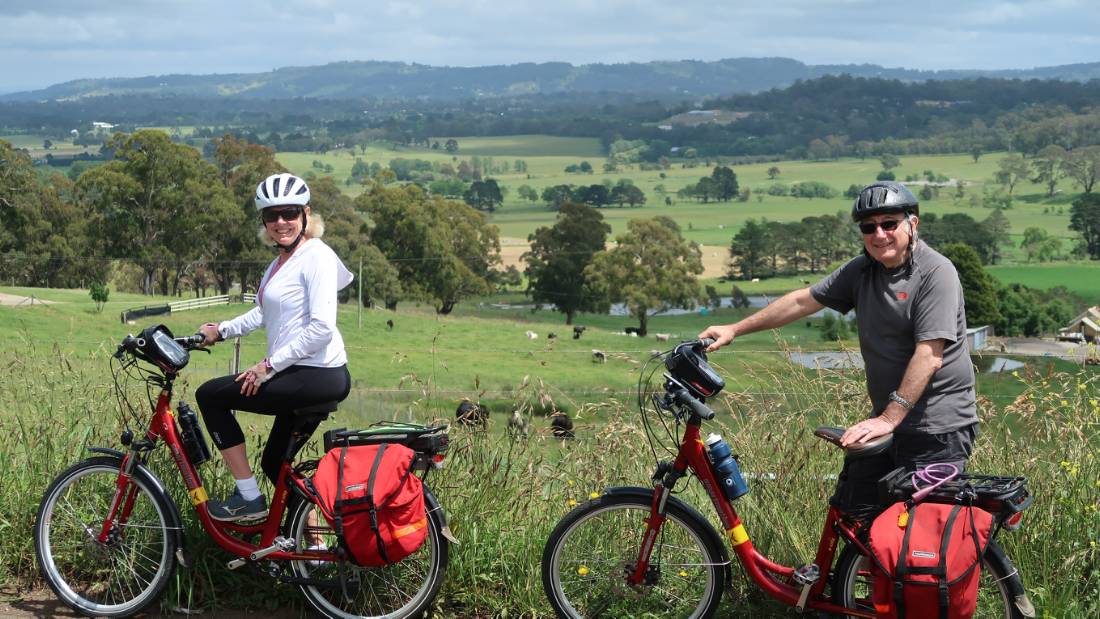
[312,443,428,567]
[869,501,993,619]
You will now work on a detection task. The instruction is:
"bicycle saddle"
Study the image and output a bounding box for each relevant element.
[813,426,893,458]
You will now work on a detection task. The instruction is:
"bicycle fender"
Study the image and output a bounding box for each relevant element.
[85,447,189,567]
[602,486,732,587]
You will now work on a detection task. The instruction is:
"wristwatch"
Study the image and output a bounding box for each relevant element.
[888,390,914,410]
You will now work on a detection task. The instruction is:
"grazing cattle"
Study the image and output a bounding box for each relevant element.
[386,319,394,330]
[550,413,574,439]
[455,400,489,427]
[525,330,538,339]
[592,349,606,363]
[624,326,639,335]
[507,410,530,438]
[572,325,586,340]
[655,333,670,342]
[547,332,557,339]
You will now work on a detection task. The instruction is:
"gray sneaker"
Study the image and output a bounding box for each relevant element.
[208,490,269,522]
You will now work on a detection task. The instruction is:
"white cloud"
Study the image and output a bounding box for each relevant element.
[2,0,1100,92]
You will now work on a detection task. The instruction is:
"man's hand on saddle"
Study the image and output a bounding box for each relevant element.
[840,416,898,447]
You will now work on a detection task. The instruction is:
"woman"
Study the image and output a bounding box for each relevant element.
[196,172,353,521]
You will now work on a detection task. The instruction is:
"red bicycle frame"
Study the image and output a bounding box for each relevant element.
[631,417,875,618]
[101,380,335,565]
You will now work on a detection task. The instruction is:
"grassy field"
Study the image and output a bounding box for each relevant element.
[274,138,1079,267]
[0,287,1096,616]
[988,262,1100,301]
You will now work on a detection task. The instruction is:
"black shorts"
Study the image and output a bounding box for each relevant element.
[195,364,351,482]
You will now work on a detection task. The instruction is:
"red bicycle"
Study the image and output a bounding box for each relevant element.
[33,325,451,618]
[541,339,1035,618]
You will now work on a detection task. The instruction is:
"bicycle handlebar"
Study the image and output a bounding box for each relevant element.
[175,333,206,349]
[671,387,715,420]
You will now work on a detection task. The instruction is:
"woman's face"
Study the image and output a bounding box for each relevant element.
[263,205,308,246]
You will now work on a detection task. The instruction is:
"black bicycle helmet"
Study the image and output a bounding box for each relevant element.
[851,182,919,221]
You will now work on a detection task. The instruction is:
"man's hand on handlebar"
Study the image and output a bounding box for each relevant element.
[696,324,736,353]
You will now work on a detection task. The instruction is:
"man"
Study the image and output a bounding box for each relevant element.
[698,181,977,470]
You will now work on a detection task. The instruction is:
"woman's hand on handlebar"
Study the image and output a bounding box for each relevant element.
[696,324,736,352]
[198,323,221,347]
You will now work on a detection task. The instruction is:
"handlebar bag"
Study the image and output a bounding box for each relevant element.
[312,443,428,567]
[868,501,993,619]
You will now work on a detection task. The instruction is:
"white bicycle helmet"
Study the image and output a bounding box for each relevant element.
[254,173,310,210]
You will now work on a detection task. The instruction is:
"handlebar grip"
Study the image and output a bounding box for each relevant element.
[699,338,715,349]
[673,388,715,420]
[175,333,206,348]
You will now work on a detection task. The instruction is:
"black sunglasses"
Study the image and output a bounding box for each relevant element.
[858,219,903,235]
[261,205,303,224]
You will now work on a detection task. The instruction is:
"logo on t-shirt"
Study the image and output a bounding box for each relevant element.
[897,292,909,300]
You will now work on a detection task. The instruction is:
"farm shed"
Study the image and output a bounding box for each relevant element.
[966,325,993,351]
[1062,306,1100,342]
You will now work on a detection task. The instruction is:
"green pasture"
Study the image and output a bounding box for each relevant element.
[0,286,1097,616]
[276,140,1078,262]
[988,262,1100,302]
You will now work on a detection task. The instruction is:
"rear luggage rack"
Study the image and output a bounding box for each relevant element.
[878,467,1032,516]
[323,422,449,456]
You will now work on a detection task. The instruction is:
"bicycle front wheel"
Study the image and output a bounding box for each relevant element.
[286,486,449,619]
[34,456,177,618]
[542,493,727,619]
[832,537,1033,618]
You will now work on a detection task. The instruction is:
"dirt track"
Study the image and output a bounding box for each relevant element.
[0,292,56,306]
[499,237,729,278]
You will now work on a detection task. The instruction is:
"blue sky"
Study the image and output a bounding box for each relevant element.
[2,0,1099,93]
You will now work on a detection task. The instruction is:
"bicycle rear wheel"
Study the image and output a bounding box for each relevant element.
[285,486,449,618]
[832,537,1033,618]
[541,493,727,619]
[34,456,177,618]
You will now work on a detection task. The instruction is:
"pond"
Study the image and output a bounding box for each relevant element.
[789,352,1027,374]
[486,296,842,318]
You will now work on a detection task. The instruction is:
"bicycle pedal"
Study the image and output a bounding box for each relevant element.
[792,563,820,585]
[250,536,296,561]
[792,563,820,613]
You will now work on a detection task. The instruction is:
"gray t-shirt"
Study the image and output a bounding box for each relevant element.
[810,241,977,434]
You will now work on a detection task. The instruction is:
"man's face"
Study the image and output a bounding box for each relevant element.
[858,213,915,268]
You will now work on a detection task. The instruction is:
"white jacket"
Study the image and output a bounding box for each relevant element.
[218,239,354,372]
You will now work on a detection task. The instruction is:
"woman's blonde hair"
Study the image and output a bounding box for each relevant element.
[257,208,325,245]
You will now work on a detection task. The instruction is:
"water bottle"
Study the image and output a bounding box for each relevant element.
[705,433,750,500]
[177,401,212,467]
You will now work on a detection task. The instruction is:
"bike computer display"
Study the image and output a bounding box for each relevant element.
[665,341,724,399]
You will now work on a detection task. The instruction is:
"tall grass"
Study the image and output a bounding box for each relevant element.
[1,347,1096,616]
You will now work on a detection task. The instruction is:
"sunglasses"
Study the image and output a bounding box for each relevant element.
[261,205,303,224]
[858,219,903,235]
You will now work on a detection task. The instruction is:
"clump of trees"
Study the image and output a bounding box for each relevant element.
[727,213,860,280]
[677,166,739,203]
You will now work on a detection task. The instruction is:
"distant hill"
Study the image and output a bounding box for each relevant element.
[6,58,1100,102]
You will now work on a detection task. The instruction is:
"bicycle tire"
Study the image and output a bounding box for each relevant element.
[831,537,1032,618]
[542,493,727,619]
[34,456,178,618]
[285,485,449,619]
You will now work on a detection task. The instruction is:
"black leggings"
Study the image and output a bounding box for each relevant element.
[195,364,351,482]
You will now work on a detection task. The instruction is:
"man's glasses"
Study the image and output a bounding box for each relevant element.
[261,206,303,224]
[858,219,903,235]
